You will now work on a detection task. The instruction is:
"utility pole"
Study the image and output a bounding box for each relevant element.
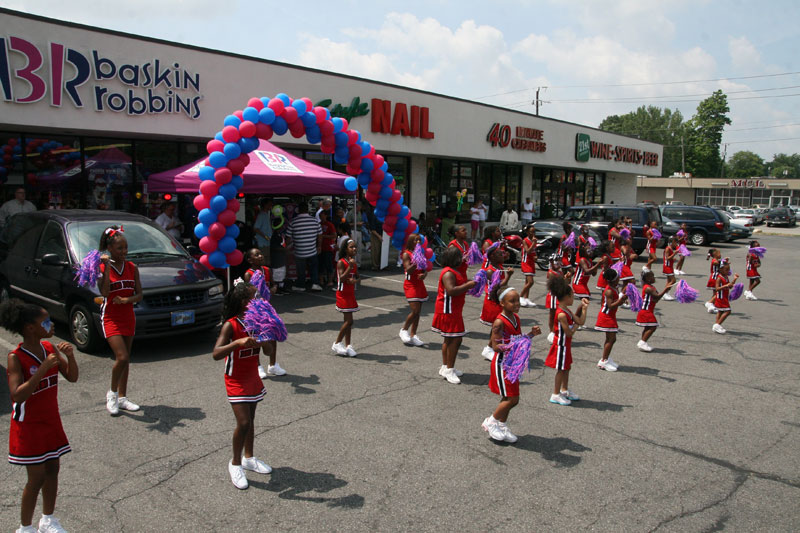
[534,87,540,116]
[720,143,728,178]
[680,135,685,174]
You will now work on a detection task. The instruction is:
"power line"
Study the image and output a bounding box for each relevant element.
[545,85,800,104]
[661,136,800,148]
[539,92,800,105]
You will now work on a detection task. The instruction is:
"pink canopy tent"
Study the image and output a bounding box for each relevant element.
[147,140,349,195]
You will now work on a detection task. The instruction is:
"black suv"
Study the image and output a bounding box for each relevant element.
[0,210,224,352]
[659,205,730,245]
[561,204,663,254]
[764,207,797,227]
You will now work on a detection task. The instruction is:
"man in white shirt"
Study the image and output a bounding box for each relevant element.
[0,187,36,226]
[521,197,534,225]
[315,199,332,222]
[499,205,521,233]
[154,201,184,240]
[476,198,488,237]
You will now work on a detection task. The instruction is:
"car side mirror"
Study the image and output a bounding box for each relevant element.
[41,254,68,266]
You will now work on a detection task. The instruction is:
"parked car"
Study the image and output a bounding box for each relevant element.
[764,207,797,227]
[561,204,663,254]
[659,205,730,246]
[660,215,681,245]
[722,213,754,241]
[725,205,743,213]
[734,208,762,225]
[508,221,602,268]
[0,210,224,352]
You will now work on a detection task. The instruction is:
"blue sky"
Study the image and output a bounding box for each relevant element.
[3,0,799,163]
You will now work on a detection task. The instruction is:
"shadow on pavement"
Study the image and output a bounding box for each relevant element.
[132,404,207,434]
[276,373,320,395]
[616,365,677,383]
[249,466,365,509]
[355,352,408,365]
[725,330,762,337]
[458,372,489,386]
[571,399,633,412]
[651,347,690,355]
[508,434,592,467]
[702,357,726,364]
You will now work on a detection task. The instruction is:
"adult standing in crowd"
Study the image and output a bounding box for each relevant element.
[154,200,184,240]
[365,201,383,271]
[469,200,483,241]
[286,202,322,292]
[0,187,36,226]
[521,197,534,225]
[253,198,273,263]
[475,198,488,239]
[315,199,332,222]
[499,204,521,233]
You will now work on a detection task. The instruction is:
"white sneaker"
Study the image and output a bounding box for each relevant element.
[482,416,506,441]
[549,393,571,406]
[712,323,726,334]
[331,342,348,356]
[117,397,140,412]
[597,358,618,371]
[242,456,272,474]
[481,345,495,361]
[16,526,37,533]
[399,329,411,344]
[106,390,119,416]
[663,293,675,301]
[345,345,357,357]
[310,284,323,291]
[705,301,716,313]
[497,422,518,443]
[410,335,425,346]
[439,365,446,377]
[561,389,580,401]
[291,285,305,292]
[642,266,650,272]
[258,365,268,379]
[547,332,555,344]
[621,302,631,309]
[443,368,461,384]
[267,363,286,376]
[637,340,653,352]
[37,515,66,533]
[228,461,248,489]
[748,293,758,301]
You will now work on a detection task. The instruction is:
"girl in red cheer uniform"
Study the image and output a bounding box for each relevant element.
[244,248,284,378]
[447,224,470,279]
[635,270,675,352]
[643,221,659,272]
[545,276,589,406]
[519,224,538,308]
[744,239,762,300]
[713,262,739,335]
[595,268,628,371]
[399,234,428,347]
[332,239,360,357]
[704,248,724,313]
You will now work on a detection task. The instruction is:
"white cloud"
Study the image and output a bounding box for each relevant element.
[728,36,761,70]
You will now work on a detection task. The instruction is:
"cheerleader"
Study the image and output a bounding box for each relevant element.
[713,262,739,334]
[744,240,761,300]
[635,270,675,352]
[595,240,617,292]
[643,221,659,272]
[519,223,538,308]
[704,249,724,313]
[480,243,513,360]
[619,239,637,306]
[544,276,589,406]
[332,239,359,357]
[557,222,575,271]
[431,247,477,384]
[243,249,284,378]
[2,299,78,533]
[595,269,628,371]
[572,241,602,300]
[661,237,678,301]
[399,234,428,347]
[607,220,623,253]
[481,286,541,443]
[545,260,571,344]
[675,224,689,275]
[447,224,470,279]
[98,226,142,416]
[213,283,272,490]
[481,226,504,269]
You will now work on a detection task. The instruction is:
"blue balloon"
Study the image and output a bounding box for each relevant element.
[400,206,410,219]
[223,142,241,159]
[393,229,405,240]
[194,223,209,239]
[276,93,291,106]
[272,117,288,135]
[306,130,321,144]
[381,174,393,187]
[379,187,393,200]
[223,115,241,127]
[210,195,228,214]
[219,184,237,200]
[208,151,228,169]
[300,112,317,128]
[214,131,224,141]
[376,199,390,211]
[343,176,358,192]
[225,224,240,239]
[392,239,403,249]
[334,146,349,159]
[258,107,276,125]
[12,145,21,153]
[360,141,371,154]
[292,100,307,115]
[239,137,259,152]
[413,224,420,234]
[242,106,260,123]
[360,158,374,172]
[218,236,237,254]
[198,166,215,181]
[333,152,349,165]
[380,162,389,172]
[230,176,244,190]
[357,173,371,188]
[208,250,227,268]
[334,132,349,147]
[396,218,409,231]
[198,208,217,225]
[260,96,270,107]
[375,212,385,222]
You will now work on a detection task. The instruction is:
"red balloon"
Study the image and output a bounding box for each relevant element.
[233,110,244,120]
[321,134,336,148]
[199,255,211,269]
[193,195,209,211]
[349,144,362,158]
[208,222,226,241]
[346,130,358,145]
[237,153,250,165]
[199,236,218,253]
[207,139,224,154]
[382,223,395,234]
[390,190,402,203]
[227,159,245,175]
[365,191,378,205]
[374,154,385,169]
[255,123,273,140]
[319,120,334,136]
[425,248,434,259]
[222,126,240,143]
[367,182,382,195]
[387,202,401,215]
[226,198,240,212]
[268,98,284,115]
[300,97,313,110]
[384,215,398,227]
[407,220,417,235]
[339,118,349,131]
[370,169,384,180]
[199,180,219,197]
[320,143,335,154]
[7,138,17,146]
[214,168,232,185]
[247,97,264,110]
[283,106,298,124]
[226,249,244,266]
[289,121,305,138]
[218,209,236,226]
[313,107,328,124]
[238,121,256,138]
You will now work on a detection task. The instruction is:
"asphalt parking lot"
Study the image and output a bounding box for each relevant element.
[1,235,798,532]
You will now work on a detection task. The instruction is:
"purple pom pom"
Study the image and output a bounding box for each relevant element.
[675,279,699,303]
[487,270,504,296]
[467,241,483,266]
[748,246,767,258]
[620,228,631,240]
[588,237,598,249]
[412,244,427,271]
[678,244,691,257]
[499,334,533,384]
[74,249,101,288]
[611,261,624,275]
[243,298,287,342]
[650,228,662,240]
[676,229,685,238]
[730,283,744,301]
[626,282,643,312]
[562,232,576,250]
[467,269,488,297]
[249,269,271,301]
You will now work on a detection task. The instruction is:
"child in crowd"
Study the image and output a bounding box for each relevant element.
[213,283,271,490]
[480,242,513,360]
[619,239,637,306]
[557,222,574,271]
[481,286,541,443]
[432,246,477,384]
[595,268,628,371]
[545,259,571,344]
[635,270,675,352]
[447,224,470,279]
[661,237,678,301]
[675,223,689,275]
[571,241,602,299]
[98,226,142,416]
[519,224,538,308]
[595,240,617,292]
[745,240,761,300]
[644,221,659,272]
[713,262,739,334]
[2,299,78,533]
[243,248,284,378]
[544,276,588,405]
[335,222,352,262]
[318,211,338,289]
[332,239,359,357]
[399,234,428,346]
[704,248,723,313]
[481,226,504,269]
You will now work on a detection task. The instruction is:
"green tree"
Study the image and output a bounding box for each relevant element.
[767,153,800,178]
[685,90,731,177]
[726,150,765,178]
[599,105,686,177]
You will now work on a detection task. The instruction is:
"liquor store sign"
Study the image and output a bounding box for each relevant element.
[575,133,658,166]
[486,123,546,152]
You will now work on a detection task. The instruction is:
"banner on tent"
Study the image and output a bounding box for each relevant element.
[255,151,302,173]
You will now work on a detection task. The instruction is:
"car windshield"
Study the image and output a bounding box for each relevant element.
[533,221,562,232]
[67,220,188,262]
[662,216,677,226]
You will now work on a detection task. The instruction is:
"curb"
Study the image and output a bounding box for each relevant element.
[752,229,800,237]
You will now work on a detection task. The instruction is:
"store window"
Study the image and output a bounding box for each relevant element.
[136,141,179,218]
[83,138,133,212]
[0,132,25,204]
[386,155,410,207]
[25,134,83,210]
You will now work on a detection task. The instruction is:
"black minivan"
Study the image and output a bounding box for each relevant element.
[659,205,730,245]
[562,204,663,254]
[0,210,224,352]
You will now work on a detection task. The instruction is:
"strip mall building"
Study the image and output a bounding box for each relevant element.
[0,8,663,225]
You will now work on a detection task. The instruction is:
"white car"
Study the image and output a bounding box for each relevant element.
[726,205,743,213]
[736,208,762,225]
[725,211,753,228]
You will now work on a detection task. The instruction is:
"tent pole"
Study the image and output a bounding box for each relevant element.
[226,266,230,291]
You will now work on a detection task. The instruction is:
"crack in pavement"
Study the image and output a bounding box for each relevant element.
[648,473,747,532]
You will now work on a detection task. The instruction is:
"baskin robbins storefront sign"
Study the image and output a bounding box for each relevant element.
[0,35,202,119]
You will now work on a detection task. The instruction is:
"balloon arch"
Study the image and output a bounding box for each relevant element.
[192,93,426,270]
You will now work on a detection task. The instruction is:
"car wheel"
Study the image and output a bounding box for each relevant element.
[689,231,707,246]
[70,303,101,353]
[767,222,772,227]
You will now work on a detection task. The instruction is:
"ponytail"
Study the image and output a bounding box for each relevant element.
[706,248,716,261]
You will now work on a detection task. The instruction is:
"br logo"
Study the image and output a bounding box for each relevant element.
[575,133,590,162]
